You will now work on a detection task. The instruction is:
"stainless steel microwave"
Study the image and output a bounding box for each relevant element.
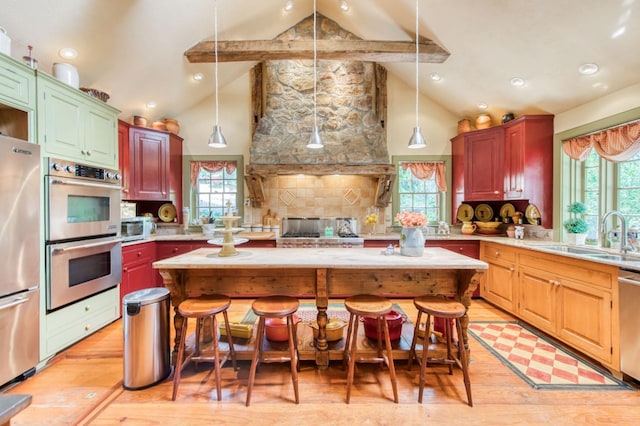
[121,217,152,242]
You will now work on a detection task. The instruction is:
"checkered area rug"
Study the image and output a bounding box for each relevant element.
[468,322,632,390]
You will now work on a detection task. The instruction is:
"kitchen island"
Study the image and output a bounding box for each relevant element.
[153,247,487,368]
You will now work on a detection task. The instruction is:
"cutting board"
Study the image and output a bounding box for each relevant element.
[237,231,275,240]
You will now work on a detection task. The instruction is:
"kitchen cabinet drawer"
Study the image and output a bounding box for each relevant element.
[155,242,197,259]
[122,242,156,265]
[482,242,516,264]
[519,252,614,290]
[43,287,119,358]
[427,240,479,258]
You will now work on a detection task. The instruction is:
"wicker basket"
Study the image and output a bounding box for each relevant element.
[80,87,110,103]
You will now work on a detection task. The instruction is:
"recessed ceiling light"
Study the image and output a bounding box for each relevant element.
[193,72,204,81]
[578,63,599,75]
[283,0,293,12]
[146,101,157,109]
[477,102,488,110]
[58,47,77,60]
[510,77,525,87]
[339,0,350,12]
[429,72,442,81]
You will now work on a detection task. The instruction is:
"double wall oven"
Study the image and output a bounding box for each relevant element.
[45,158,122,311]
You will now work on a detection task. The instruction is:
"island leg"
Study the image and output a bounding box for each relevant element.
[315,268,329,369]
[456,269,482,363]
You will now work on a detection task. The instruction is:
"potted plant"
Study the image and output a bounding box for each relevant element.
[563,202,588,245]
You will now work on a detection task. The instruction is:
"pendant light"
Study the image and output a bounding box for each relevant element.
[408,0,426,149]
[307,0,324,149]
[208,0,227,148]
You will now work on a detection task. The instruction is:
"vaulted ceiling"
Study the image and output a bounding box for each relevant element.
[3,0,639,123]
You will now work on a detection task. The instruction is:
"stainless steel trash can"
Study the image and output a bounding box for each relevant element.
[123,287,171,390]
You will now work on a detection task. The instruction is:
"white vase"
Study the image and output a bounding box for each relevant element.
[400,227,425,257]
[567,233,587,245]
[52,62,80,89]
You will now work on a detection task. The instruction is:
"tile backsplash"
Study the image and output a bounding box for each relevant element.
[246,175,387,232]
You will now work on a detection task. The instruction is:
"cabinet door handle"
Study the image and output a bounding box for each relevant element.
[495,251,500,256]
[123,267,128,272]
[494,190,500,194]
[509,267,515,272]
[86,150,91,156]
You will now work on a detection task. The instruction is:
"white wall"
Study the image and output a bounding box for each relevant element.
[176,70,459,158]
[555,82,640,133]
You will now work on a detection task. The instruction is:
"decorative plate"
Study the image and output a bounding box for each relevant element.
[525,204,542,225]
[475,204,494,222]
[158,203,177,222]
[499,203,516,220]
[456,203,474,222]
[207,238,249,245]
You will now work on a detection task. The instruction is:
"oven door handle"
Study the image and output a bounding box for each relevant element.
[0,295,29,311]
[51,238,122,255]
[50,178,122,191]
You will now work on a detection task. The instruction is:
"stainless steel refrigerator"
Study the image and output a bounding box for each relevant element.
[0,135,40,387]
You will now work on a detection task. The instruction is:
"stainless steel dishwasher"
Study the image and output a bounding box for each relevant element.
[619,268,640,382]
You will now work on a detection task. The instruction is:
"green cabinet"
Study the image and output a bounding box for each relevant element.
[0,54,36,141]
[37,73,119,168]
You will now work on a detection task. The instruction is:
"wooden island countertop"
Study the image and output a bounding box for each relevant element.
[153,247,487,368]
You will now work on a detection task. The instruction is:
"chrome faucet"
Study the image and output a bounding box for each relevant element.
[600,211,635,253]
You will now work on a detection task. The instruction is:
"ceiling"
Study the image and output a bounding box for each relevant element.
[3,0,639,123]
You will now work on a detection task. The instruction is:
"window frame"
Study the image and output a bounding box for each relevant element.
[182,154,245,223]
[556,107,640,242]
[391,155,451,227]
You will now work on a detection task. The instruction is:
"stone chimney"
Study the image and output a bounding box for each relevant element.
[249,14,390,167]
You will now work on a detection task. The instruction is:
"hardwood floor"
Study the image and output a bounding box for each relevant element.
[4,299,639,425]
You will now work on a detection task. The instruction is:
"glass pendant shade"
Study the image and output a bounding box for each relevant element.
[408,126,426,149]
[307,126,323,149]
[208,125,227,148]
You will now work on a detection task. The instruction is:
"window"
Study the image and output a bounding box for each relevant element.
[616,150,640,229]
[183,155,244,223]
[393,156,451,224]
[568,148,640,242]
[195,164,237,219]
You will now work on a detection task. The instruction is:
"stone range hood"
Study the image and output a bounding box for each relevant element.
[245,14,395,208]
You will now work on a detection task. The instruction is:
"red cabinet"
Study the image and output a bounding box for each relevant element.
[464,128,504,201]
[169,133,183,223]
[118,123,184,222]
[118,120,131,198]
[128,126,169,200]
[120,242,157,315]
[450,115,554,228]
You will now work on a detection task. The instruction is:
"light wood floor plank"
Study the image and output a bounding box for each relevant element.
[4,299,638,425]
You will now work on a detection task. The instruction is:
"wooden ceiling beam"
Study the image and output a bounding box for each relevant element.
[185,39,450,63]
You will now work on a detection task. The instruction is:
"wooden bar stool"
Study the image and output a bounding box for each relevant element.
[408,295,472,406]
[343,294,398,404]
[245,295,300,406]
[171,294,237,401]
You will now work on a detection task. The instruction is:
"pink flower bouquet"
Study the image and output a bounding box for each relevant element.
[395,210,427,227]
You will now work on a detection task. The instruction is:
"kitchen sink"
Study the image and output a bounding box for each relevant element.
[534,245,640,263]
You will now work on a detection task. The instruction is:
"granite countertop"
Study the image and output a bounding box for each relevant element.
[152,247,489,270]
